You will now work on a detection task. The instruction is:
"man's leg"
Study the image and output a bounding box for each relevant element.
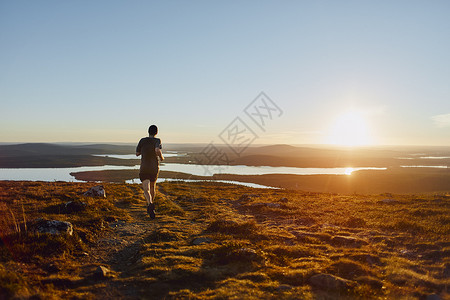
[142,179,152,206]
[147,181,157,219]
[150,181,156,203]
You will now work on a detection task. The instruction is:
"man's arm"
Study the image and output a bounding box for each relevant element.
[155,148,164,161]
[136,138,142,156]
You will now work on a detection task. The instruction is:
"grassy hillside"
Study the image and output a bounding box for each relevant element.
[0,181,449,299]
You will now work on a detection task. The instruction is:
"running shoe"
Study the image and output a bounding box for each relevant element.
[147,203,155,219]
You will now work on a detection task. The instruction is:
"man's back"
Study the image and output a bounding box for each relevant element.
[137,137,161,173]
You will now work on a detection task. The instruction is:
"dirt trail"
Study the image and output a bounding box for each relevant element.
[79,188,199,298]
[86,201,152,268]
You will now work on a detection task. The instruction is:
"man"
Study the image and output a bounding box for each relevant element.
[136,125,164,219]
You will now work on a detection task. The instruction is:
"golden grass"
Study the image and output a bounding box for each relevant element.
[0,180,449,299]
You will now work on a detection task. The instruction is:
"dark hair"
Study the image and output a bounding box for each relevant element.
[148,125,158,136]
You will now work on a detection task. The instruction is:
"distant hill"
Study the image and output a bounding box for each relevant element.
[0,143,135,157]
[1,142,448,169]
[0,143,137,168]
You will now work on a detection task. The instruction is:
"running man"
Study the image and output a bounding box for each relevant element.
[136,125,164,219]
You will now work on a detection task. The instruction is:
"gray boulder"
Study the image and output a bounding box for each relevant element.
[84,185,106,198]
[36,220,73,235]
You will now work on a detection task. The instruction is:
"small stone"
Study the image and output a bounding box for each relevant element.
[192,237,212,245]
[279,197,289,203]
[266,203,281,208]
[276,284,293,291]
[95,266,113,279]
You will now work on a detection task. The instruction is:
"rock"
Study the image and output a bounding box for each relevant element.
[95,266,114,279]
[84,185,106,198]
[309,273,353,291]
[279,197,289,203]
[36,220,73,235]
[426,294,441,300]
[63,200,87,213]
[266,203,281,208]
[276,284,293,291]
[331,235,368,247]
[192,237,212,245]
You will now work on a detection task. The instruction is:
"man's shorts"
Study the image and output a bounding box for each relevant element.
[139,172,159,182]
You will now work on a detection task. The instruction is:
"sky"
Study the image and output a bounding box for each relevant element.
[1,1,449,146]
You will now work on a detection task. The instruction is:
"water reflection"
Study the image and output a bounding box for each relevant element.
[126,178,278,189]
[0,163,389,182]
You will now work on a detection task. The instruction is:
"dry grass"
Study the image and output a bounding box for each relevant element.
[0,181,449,299]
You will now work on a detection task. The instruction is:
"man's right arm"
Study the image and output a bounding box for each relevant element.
[136,139,142,156]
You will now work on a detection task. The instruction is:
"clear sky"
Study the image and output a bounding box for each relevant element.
[1,1,449,146]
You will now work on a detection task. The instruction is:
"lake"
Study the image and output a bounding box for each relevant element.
[0,163,390,182]
[1,151,447,189]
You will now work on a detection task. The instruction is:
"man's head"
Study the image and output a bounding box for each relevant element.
[148,125,158,136]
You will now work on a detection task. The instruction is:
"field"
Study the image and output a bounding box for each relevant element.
[1,181,449,299]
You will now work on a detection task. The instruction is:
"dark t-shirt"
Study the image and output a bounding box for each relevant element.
[136,137,162,174]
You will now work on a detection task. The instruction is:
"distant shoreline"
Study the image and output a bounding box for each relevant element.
[1,142,449,194]
[67,168,450,195]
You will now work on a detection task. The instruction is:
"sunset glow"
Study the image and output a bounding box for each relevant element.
[326,110,372,147]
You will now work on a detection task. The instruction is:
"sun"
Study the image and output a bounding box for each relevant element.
[326,110,372,147]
